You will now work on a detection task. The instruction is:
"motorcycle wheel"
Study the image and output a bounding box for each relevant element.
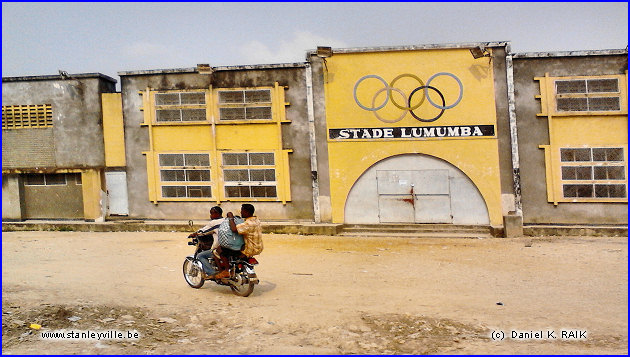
[182,259,205,289]
[229,271,255,297]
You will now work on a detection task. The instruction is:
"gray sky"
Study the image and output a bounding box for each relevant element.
[2,2,628,83]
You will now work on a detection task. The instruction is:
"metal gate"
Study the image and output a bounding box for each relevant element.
[105,172,129,216]
[376,170,452,223]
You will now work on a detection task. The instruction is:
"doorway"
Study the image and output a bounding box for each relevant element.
[344,154,489,225]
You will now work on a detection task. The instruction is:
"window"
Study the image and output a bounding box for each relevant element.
[145,85,286,125]
[217,89,273,121]
[154,91,206,123]
[560,147,626,199]
[222,152,277,198]
[554,78,622,112]
[24,173,67,186]
[158,153,212,198]
[142,84,290,203]
[2,104,53,129]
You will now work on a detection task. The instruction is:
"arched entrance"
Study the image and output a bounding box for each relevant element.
[344,154,489,225]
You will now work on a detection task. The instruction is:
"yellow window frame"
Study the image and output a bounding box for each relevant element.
[536,73,628,117]
[218,150,292,203]
[539,145,628,204]
[212,82,289,125]
[146,151,215,202]
[141,89,211,126]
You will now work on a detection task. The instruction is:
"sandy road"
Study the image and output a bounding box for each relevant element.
[2,231,627,354]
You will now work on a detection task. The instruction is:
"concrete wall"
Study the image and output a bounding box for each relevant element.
[119,67,317,221]
[2,74,116,221]
[2,75,117,170]
[513,53,628,224]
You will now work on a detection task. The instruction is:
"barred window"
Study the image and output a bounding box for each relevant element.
[222,152,277,198]
[154,91,207,123]
[218,89,273,121]
[2,104,53,129]
[24,173,70,186]
[158,153,211,198]
[555,78,621,112]
[155,92,205,106]
[560,147,627,199]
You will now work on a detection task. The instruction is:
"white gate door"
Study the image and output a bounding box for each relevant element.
[377,171,415,223]
[377,170,452,223]
[105,172,129,216]
[345,154,489,225]
[412,169,452,223]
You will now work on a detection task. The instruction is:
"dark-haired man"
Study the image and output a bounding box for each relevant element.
[227,203,263,257]
[188,206,224,276]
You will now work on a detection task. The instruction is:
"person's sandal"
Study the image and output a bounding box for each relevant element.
[212,270,230,279]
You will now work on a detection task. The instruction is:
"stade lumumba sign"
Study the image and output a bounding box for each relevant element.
[329,125,495,140]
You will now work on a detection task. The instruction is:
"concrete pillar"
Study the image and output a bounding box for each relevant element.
[503,213,523,237]
[2,174,23,221]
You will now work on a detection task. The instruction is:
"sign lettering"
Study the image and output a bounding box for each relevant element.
[329,125,494,140]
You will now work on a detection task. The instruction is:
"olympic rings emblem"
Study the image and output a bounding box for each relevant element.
[353,72,463,123]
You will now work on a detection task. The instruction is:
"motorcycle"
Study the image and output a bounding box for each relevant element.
[182,233,259,297]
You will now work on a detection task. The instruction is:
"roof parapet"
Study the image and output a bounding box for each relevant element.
[118,62,307,76]
[2,72,117,83]
[306,41,510,58]
[512,49,628,58]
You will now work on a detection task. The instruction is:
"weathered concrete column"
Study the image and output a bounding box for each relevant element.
[2,174,23,221]
[503,213,524,237]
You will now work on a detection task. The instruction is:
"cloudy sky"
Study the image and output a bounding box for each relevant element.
[2,2,627,83]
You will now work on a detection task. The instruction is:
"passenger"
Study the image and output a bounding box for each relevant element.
[213,204,263,278]
[230,204,263,257]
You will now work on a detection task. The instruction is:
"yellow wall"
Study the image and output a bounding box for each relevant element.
[215,124,279,150]
[324,48,503,225]
[81,169,104,220]
[551,116,627,146]
[101,93,126,167]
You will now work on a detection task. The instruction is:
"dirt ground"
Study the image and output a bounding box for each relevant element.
[2,231,627,355]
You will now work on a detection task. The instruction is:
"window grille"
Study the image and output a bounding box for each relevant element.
[155,92,205,105]
[24,173,68,186]
[2,104,53,129]
[154,91,206,123]
[158,153,211,198]
[218,89,273,121]
[555,78,621,112]
[560,147,627,199]
[222,152,277,198]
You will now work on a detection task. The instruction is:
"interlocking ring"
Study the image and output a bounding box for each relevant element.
[373,87,407,123]
[425,72,463,109]
[408,86,445,122]
[353,72,463,123]
[389,73,425,110]
[353,75,390,111]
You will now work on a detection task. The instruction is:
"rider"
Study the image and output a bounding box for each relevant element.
[188,206,224,276]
